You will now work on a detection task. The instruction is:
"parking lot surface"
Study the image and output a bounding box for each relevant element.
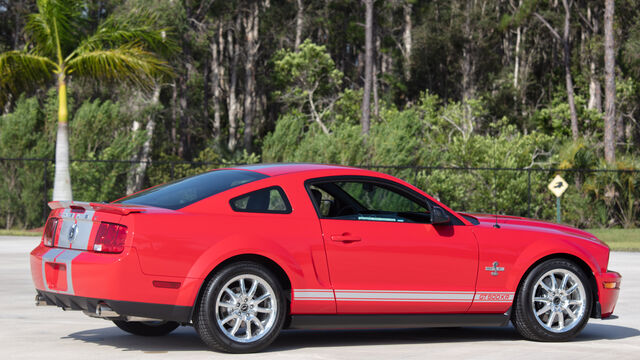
[1,236,638,359]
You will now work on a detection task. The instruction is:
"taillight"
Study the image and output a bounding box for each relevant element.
[93,222,127,253]
[43,218,59,247]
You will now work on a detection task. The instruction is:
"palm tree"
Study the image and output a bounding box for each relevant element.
[0,0,173,201]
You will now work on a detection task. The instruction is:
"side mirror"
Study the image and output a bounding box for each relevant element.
[430,206,451,225]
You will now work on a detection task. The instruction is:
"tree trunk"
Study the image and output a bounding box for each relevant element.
[227,18,241,152]
[170,80,178,155]
[211,25,222,146]
[514,24,521,89]
[562,0,579,140]
[126,86,160,195]
[588,61,602,111]
[295,0,304,51]
[243,2,260,153]
[361,0,373,136]
[402,1,412,81]
[587,6,602,112]
[373,30,380,117]
[603,0,616,164]
[52,73,73,201]
[461,0,476,134]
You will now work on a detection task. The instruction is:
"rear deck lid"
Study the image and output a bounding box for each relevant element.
[47,201,145,251]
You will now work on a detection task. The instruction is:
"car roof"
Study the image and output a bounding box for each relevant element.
[231,163,364,176]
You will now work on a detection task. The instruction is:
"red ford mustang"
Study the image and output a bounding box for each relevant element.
[30,164,621,352]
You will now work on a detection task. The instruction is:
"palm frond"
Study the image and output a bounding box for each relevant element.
[0,51,57,106]
[66,43,173,91]
[70,12,178,61]
[25,0,85,59]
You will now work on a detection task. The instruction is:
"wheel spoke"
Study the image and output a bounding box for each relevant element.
[557,311,565,329]
[224,288,239,302]
[220,314,236,325]
[254,292,271,304]
[251,316,264,331]
[539,281,553,293]
[568,299,583,306]
[255,307,272,313]
[239,278,246,295]
[550,274,558,291]
[533,297,549,303]
[565,307,577,319]
[230,318,241,335]
[248,279,258,299]
[561,273,569,290]
[219,301,235,309]
[536,304,551,316]
[546,311,556,328]
[566,283,579,295]
[245,319,252,339]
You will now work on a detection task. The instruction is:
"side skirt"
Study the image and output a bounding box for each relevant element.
[288,313,511,330]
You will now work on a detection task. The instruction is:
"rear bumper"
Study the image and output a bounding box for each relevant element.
[596,270,621,318]
[36,290,192,323]
[30,243,201,308]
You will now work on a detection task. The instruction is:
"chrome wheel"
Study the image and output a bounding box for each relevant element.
[531,269,586,333]
[215,274,277,343]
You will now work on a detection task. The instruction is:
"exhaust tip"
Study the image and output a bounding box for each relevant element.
[35,294,48,306]
[96,302,119,318]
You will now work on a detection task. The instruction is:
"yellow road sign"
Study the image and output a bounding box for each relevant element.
[548,175,569,198]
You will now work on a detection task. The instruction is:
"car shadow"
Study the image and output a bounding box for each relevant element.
[65,322,640,353]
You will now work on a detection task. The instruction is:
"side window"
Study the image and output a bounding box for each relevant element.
[337,181,426,213]
[230,186,292,214]
[309,185,336,217]
[308,180,430,223]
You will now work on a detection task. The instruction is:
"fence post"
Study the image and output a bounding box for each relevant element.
[527,168,531,218]
[42,159,48,224]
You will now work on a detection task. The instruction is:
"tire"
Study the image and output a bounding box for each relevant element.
[194,262,286,353]
[512,258,592,341]
[113,320,179,336]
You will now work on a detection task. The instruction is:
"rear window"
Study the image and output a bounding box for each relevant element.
[116,170,268,210]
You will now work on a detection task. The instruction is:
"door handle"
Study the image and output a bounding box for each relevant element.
[330,234,361,243]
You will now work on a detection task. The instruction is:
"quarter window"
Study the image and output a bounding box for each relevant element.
[230,186,292,214]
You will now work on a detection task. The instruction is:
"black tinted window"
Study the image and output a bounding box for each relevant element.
[230,187,292,214]
[117,170,268,210]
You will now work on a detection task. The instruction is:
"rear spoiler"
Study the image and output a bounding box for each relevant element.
[48,201,146,215]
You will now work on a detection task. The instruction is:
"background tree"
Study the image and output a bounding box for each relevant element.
[0,0,172,200]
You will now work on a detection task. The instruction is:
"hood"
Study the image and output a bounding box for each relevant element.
[461,212,607,247]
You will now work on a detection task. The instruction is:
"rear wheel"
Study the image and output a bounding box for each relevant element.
[512,258,592,341]
[194,262,286,353]
[113,320,179,336]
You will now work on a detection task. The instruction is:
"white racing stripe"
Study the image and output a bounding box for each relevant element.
[294,289,335,301]
[41,248,83,295]
[336,290,474,302]
[293,289,515,304]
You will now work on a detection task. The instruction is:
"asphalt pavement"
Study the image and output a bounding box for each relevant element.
[1,236,638,359]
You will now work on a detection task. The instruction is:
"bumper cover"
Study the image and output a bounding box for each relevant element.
[37,290,192,323]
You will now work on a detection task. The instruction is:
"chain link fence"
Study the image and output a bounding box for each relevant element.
[1,157,638,229]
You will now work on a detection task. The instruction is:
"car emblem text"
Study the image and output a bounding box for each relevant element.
[485,261,505,276]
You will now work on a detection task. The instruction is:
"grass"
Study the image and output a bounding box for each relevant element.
[586,228,640,252]
[0,229,40,236]
[1,227,638,251]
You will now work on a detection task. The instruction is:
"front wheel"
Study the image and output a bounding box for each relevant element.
[194,262,286,353]
[512,258,592,341]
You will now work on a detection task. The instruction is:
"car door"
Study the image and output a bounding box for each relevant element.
[307,176,478,314]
